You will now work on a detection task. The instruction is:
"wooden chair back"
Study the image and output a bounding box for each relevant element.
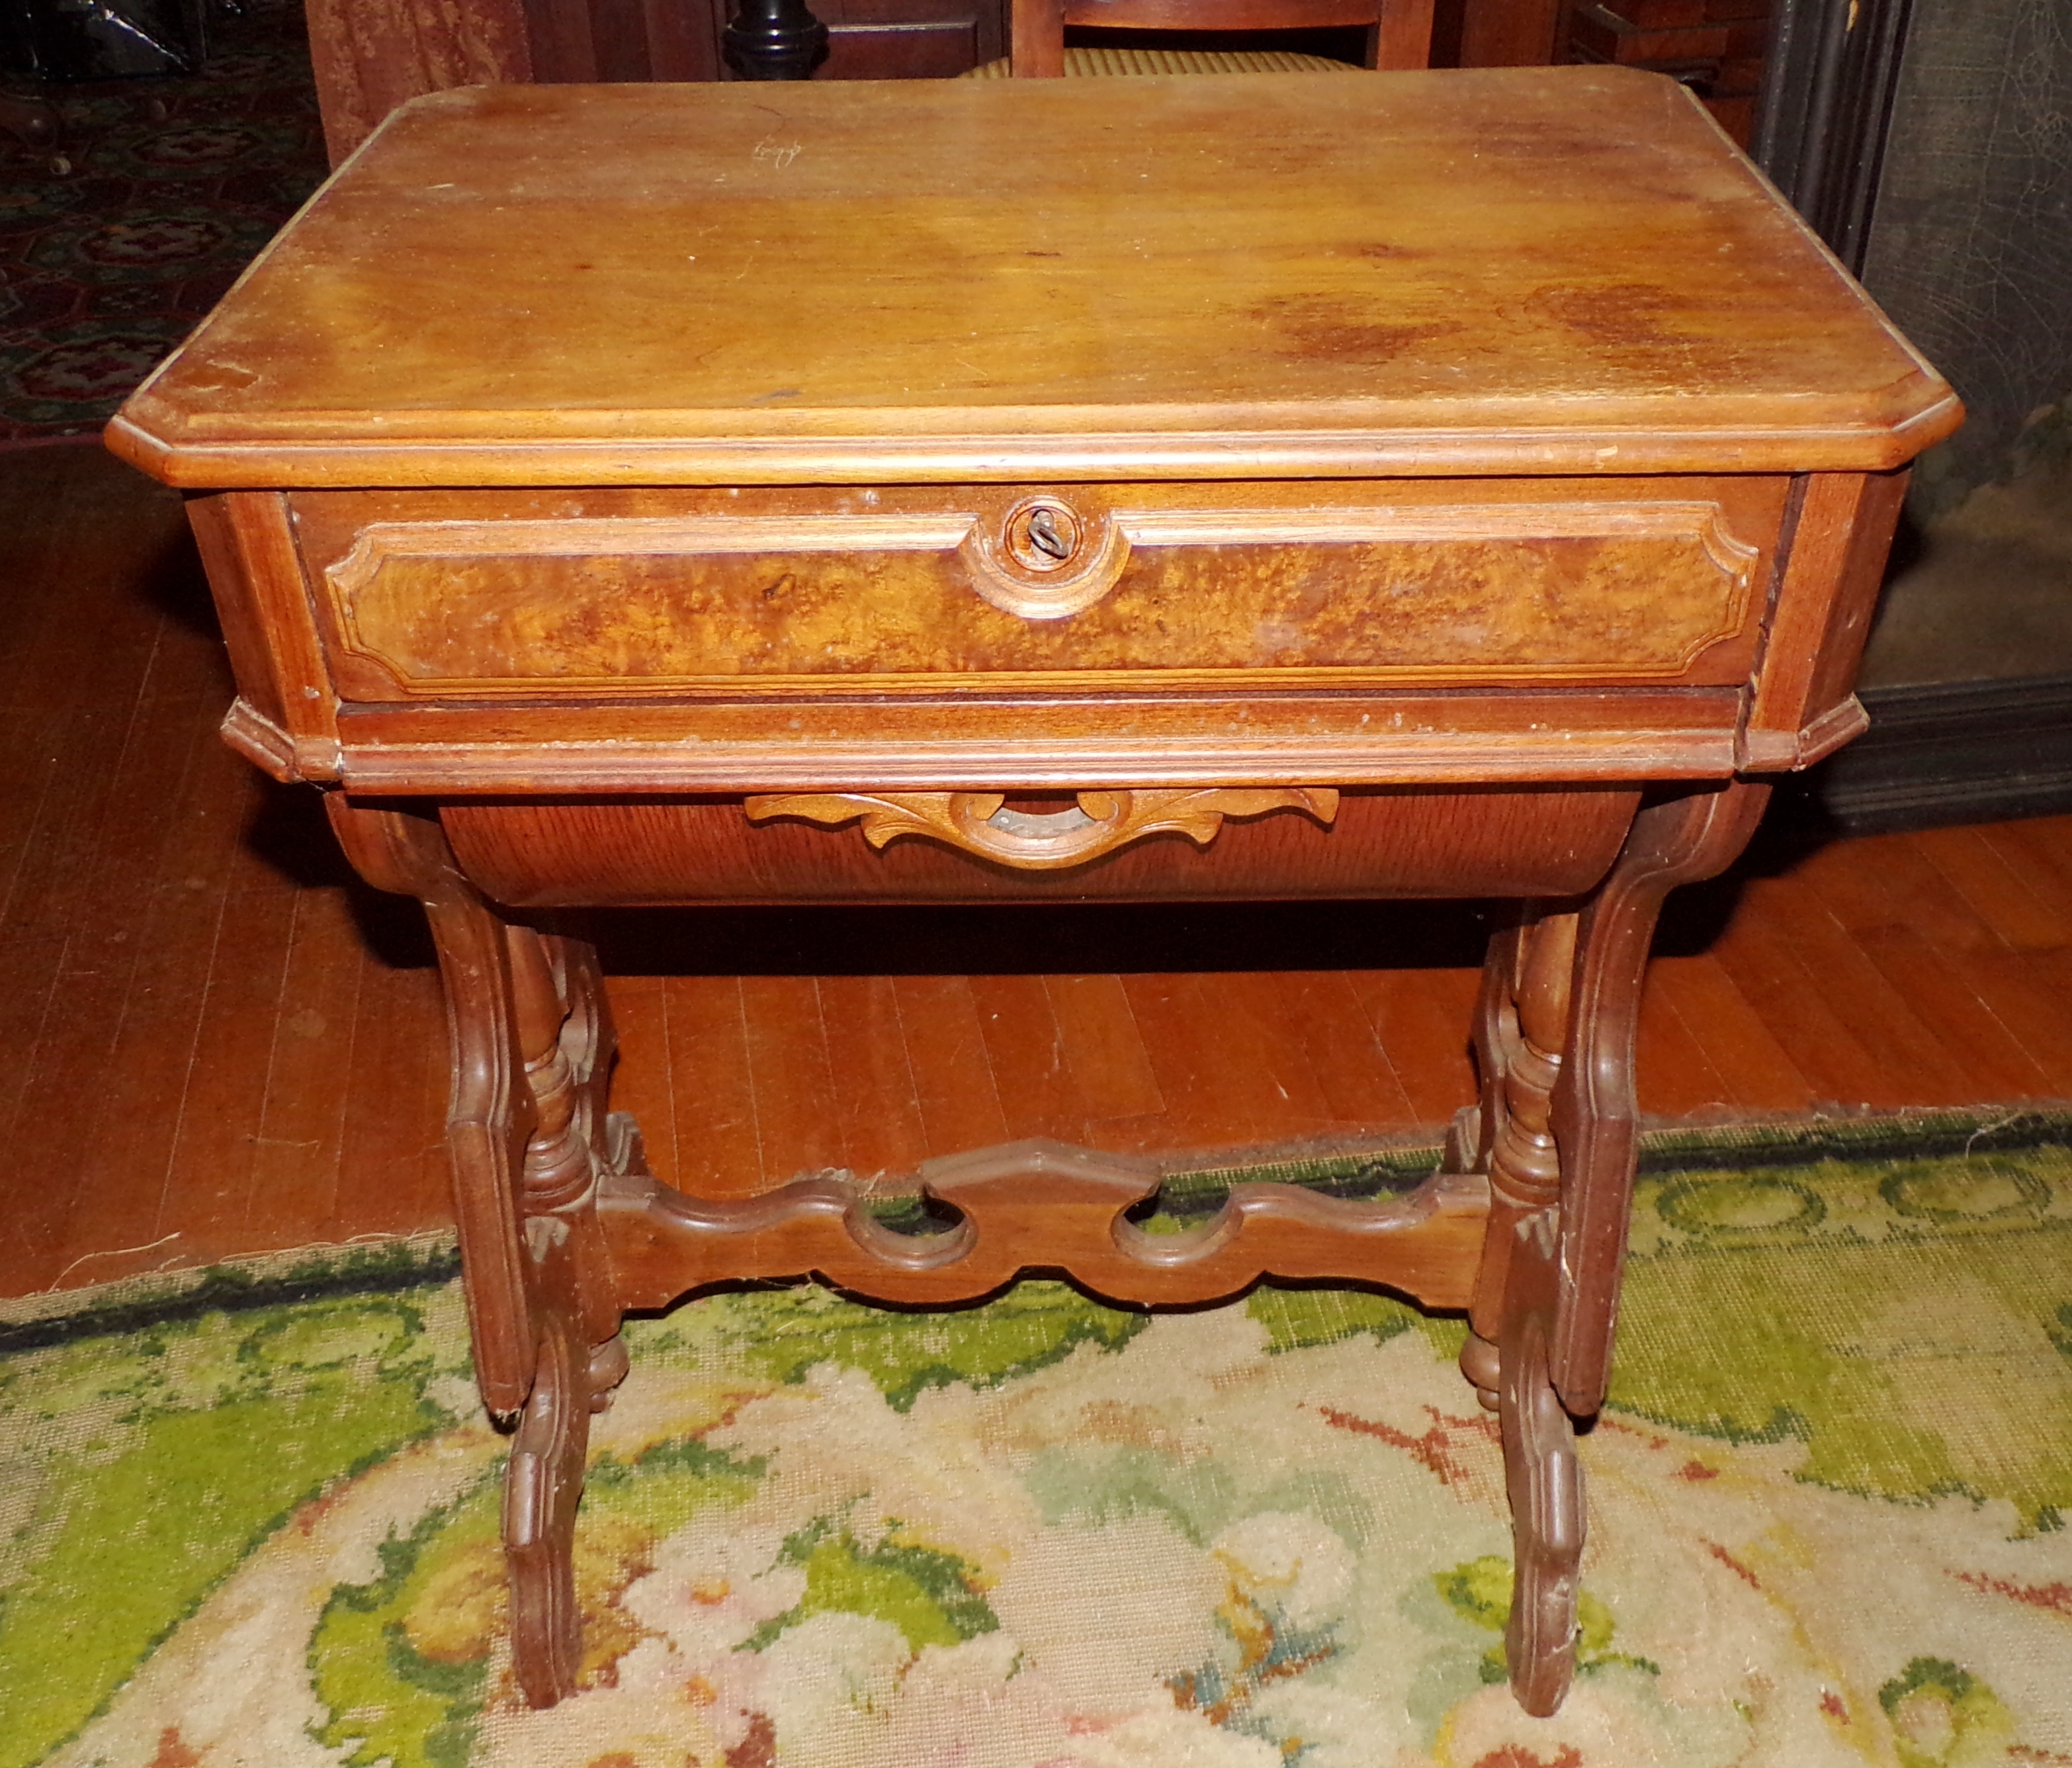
[1009,0,1435,75]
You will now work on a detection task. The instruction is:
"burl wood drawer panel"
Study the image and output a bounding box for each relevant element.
[439,785,1646,906]
[288,478,1791,701]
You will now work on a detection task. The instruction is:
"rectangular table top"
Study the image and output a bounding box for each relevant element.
[108,69,1958,489]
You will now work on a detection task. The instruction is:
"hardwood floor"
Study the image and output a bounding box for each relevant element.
[5,441,2069,1299]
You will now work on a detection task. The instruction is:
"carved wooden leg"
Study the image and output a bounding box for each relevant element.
[499,923,633,1704]
[504,1254,585,1704]
[1459,905,1572,1413]
[1547,781,1770,1416]
[1461,903,1583,1710]
[328,801,538,1414]
[1498,1209,1583,1718]
[327,801,633,1708]
[1460,782,1770,1714]
[507,926,630,1385]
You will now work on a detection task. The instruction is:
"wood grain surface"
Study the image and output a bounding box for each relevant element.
[108,70,1958,488]
[438,787,1643,903]
[306,482,1777,695]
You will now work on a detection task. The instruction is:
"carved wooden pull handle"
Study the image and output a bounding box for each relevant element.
[744,787,1339,871]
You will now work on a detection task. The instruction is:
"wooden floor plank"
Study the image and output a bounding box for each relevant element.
[1118,973,1280,1152]
[0,665,221,1286]
[1707,889,1909,1112]
[1345,968,1480,1127]
[818,974,930,1180]
[1795,830,2005,955]
[242,886,367,1250]
[46,677,246,1271]
[739,975,845,1184]
[330,946,449,1240]
[662,976,764,1197]
[3,942,140,1291]
[1215,970,1366,1135]
[1254,967,1420,1129]
[1633,968,1738,1120]
[1973,818,2072,928]
[1911,825,2072,951]
[1977,948,2072,1099]
[1796,838,2055,1104]
[603,975,677,1190]
[1993,815,2072,901]
[969,973,1089,1149]
[1754,873,1977,1102]
[1640,954,1815,1116]
[1043,974,1164,1123]
[148,881,300,1259]
[0,695,158,946]
[893,975,1012,1159]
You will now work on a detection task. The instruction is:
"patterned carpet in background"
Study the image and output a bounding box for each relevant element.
[0,0,324,443]
[2,1114,2070,1767]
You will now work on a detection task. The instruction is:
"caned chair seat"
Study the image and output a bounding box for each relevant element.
[964,45,1362,74]
[986,0,1430,78]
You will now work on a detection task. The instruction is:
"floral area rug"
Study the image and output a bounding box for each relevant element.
[0,0,325,443]
[3,1114,2070,1768]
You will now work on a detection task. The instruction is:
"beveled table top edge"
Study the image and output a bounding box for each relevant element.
[106,394,1964,490]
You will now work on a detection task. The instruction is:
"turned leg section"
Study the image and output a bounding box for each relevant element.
[1461,905,1585,1711]
[500,921,637,1704]
[1461,906,1576,1412]
[507,924,632,1370]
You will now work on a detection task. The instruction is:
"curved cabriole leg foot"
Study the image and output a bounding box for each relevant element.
[505,1306,588,1708]
[1459,1329,1501,1412]
[588,1331,630,1411]
[1499,1211,1584,1718]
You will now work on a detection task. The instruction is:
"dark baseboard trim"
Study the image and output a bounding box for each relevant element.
[1784,674,2072,832]
[1751,0,1914,275]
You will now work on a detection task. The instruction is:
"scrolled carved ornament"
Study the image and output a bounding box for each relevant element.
[743,785,1340,870]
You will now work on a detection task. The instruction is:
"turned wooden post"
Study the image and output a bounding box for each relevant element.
[724,0,829,77]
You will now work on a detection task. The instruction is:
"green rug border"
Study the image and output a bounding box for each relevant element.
[1150,1104,2072,1210]
[0,1234,460,1356]
[5,1106,2067,1355]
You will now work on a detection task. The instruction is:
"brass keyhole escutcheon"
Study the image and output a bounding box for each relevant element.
[961,493,1128,619]
[1006,500,1080,572]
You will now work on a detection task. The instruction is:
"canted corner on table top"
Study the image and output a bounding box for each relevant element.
[1883,380,1965,455]
[101,409,178,482]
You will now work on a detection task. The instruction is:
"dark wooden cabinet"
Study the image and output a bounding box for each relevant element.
[1558,0,1772,146]
[536,0,1006,81]
[1432,0,1771,146]
[816,0,1004,77]
[305,0,1008,163]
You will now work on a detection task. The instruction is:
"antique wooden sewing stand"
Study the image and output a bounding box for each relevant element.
[109,69,1957,1718]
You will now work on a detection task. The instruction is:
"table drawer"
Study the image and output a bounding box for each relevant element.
[439,785,1645,905]
[290,478,1790,703]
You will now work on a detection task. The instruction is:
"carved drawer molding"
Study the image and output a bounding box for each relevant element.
[743,786,1340,869]
[309,496,1767,699]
